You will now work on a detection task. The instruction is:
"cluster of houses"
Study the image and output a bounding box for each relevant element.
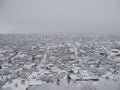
[0,35,120,90]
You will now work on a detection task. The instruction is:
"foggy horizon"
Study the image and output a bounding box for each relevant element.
[0,0,120,34]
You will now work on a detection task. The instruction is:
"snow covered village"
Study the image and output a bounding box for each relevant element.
[1,0,120,89]
[0,34,120,90]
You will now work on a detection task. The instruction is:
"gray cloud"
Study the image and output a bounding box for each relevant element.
[0,0,120,34]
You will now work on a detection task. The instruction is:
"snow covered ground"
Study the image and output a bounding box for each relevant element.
[19,78,120,90]
[2,78,28,90]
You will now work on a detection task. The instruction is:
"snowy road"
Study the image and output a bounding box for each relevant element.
[40,45,48,63]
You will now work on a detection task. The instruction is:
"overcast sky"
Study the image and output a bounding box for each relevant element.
[0,0,120,34]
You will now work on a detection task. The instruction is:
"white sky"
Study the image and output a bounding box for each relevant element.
[0,0,120,34]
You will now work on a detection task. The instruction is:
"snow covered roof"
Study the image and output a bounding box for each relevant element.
[28,79,42,86]
[2,78,28,90]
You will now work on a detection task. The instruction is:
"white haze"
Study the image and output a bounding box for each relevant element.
[0,0,120,34]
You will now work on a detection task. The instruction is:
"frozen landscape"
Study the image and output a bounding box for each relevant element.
[0,34,120,90]
[0,0,120,89]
